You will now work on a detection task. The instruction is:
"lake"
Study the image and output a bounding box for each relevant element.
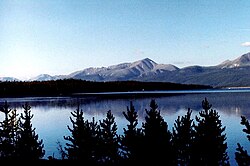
[0,89,250,165]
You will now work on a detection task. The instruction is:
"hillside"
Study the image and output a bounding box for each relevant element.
[6,52,250,88]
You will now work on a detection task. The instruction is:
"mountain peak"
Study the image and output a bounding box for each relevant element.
[134,58,157,65]
[237,52,250,63]
[140,58,157,64]
[29,74,54,81]
[0,77,20,82]
[141,57,154,62]
[131,58,157,70]
[218,52,250,68]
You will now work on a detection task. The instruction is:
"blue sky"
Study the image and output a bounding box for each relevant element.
[1,0,250,79]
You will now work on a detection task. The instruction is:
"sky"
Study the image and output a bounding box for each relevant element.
[1,0,250,80]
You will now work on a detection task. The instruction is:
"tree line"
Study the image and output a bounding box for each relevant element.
[0,79,211,97]
[0,98,249,165]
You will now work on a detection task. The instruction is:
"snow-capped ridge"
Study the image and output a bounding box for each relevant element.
[29,74,54,81]
[218,52,250,68]
[0,77,20,82]
[24,57,180,81]
[61,57,178,81]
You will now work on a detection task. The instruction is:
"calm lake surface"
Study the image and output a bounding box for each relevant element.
[1,89,250,165]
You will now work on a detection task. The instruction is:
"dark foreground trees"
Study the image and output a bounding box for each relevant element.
[191,98,229,166]
[1,98,249,165]
[63,104,100,164]
[63,105,121,165]
[62,98,230,165]
[172,108,194,165]
[0,101,45,160]
[235,116,250,165]
[120,101,144,164]
[15,103,45,159]
[141,99,174,165]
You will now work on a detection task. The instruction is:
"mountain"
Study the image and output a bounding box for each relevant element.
[137,53,250,87]
[141,65,250,87]
[0,77,20,82]
[65,58,178,81]
[29,74,55,81]
[12,52,250,87]
[217,52,250,68]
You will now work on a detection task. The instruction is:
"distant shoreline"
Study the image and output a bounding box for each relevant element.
[71,88,250,98]
[221,86,250,89]
[0,79,212,98]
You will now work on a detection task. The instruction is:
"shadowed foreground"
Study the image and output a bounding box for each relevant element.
[0,98,249,165]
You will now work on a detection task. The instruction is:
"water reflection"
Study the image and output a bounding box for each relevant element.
[0,91,250,165]
[1,92,250,118]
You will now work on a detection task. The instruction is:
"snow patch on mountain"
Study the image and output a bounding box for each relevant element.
[29,74,54,81]
[218,52,250,68]
[0,77,20,82]
[65,58,178,81]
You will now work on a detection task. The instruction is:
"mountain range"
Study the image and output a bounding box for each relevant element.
[2,52,250,88]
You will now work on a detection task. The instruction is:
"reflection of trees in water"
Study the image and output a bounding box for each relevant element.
[1,92,250,119]
[0,94,249,164]
[0,97,74,109]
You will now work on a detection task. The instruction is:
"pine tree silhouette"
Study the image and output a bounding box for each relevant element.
[142,99,174,165]
[64,104,99,163]
[172,108,194,166]
[191,98,229,166]
[15,102,45,160]
[64,104,86,160]
[86,117,100,163]
[120,101,144,164]
[9,108,19,146]
[235,116,250,165]
[97,110,121,165]
[0,101,16,159]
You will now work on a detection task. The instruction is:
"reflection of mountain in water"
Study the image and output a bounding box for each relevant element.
[1,91,250,119]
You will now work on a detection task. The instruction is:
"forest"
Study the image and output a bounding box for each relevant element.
[0,79,212,97]
[0,98,249,165]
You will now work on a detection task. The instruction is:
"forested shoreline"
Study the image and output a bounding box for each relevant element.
[0,79,212,97]
[0,98,249,165]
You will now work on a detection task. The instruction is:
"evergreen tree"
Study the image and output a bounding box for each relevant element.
[56,140,67,160]
[86,117,100,163]
[8,109,19,146]
[64,105,85,160]
[97,110,121,165]
[120,101,144,163]
[64,104,99,163]
[172,108,194,166]
[191,98,229,166]
[235,116,250,165]
[64,105,86,160]
[15,103,45,160]
[0,101,16,159]
[142,99,174,165]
